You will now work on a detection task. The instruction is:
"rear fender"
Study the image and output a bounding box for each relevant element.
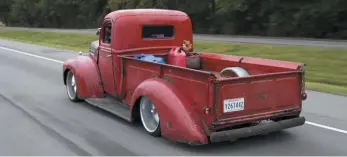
[63,55,104,98]
[131,78,208,145]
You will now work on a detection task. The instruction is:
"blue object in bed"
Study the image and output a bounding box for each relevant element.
[133,54,165,64]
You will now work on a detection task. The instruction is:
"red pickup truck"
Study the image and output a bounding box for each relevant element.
[62,9,307,145]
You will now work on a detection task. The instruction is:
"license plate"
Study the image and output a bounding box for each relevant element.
[223,97,245,113]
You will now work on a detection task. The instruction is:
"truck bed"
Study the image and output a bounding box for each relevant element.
[120,50,305,132]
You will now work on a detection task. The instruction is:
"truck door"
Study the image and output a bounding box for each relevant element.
[98,20,117,96]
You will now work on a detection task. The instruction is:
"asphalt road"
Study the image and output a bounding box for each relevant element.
[2,26,347,49]
[1,39,347,155]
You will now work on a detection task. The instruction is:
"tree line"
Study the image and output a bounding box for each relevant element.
[1,0,347,39]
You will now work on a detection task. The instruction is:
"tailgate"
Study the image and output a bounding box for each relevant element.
[214,71,303,121]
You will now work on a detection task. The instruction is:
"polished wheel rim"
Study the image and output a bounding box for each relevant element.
[140,97,159,133]
[66,71,77,99]
[220,67,250,77]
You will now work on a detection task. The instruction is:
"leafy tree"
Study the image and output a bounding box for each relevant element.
[2,0,347,39]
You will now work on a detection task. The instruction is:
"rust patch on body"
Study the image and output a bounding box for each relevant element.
[163,76,172,83]
[166,121,171,128]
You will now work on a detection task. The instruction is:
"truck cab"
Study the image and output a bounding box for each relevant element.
[63,9,307,145]
[91,9,193,97]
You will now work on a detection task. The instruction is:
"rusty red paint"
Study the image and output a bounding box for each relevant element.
[130,78,208,144]
[63,55,104,98]
[62,9,307,145]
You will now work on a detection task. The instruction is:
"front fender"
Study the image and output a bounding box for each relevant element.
[63,55,104,99]
[131,78,208,145]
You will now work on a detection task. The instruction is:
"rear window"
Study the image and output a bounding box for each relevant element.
[142,25,174,39]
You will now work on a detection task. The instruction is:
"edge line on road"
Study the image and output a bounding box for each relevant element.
[0,46,64,64]
[1,45,347,136]
[305,121,347,134]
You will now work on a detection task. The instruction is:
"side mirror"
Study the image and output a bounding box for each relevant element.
[96,28,101,36]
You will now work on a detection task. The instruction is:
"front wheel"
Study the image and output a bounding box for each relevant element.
[139,97,161,137]
[65,70,81,102]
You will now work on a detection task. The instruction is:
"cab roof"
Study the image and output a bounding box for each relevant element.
[104,9,189,20]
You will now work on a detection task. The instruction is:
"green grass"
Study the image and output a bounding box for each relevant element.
[1,29,346,96]
[0,29,96,52]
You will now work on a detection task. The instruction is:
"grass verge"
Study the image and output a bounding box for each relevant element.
[0,29,346,96]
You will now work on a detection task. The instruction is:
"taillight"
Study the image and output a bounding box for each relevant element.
[300,64,307,100]
[203,106,211,115]
[302,92,307,100]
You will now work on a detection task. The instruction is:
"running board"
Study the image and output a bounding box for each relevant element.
[85,97,132,122]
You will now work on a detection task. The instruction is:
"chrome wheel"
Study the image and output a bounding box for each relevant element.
[66,70,79,101]
[220,67,250,77]
[140,97,160,136]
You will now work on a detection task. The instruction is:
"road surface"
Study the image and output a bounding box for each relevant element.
[2,26,347,49]
[0,39,347,155]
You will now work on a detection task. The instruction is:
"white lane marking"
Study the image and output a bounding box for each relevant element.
[1,45,347,135]
[0,46,64,64]
[306,121,347,134]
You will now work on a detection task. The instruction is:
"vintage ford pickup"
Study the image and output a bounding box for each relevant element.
[62,9,307,145]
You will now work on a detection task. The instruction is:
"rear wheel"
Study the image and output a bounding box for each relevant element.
[65,70,81,102]
[139,97,161,137]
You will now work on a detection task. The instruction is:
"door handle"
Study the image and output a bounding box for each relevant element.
[106,54,112,58]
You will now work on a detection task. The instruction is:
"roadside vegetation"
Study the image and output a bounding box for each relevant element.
[0,29,346,96]
[2,0,347,40]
